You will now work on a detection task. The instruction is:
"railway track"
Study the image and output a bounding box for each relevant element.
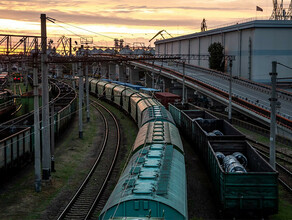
[57,100,120,220]
[248,139,292,193]
[247,138,292,166]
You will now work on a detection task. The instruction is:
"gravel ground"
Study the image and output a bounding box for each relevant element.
[182,135,220,220]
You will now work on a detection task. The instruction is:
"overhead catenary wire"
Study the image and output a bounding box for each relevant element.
[46,17,115,40]
[277,62,292,71]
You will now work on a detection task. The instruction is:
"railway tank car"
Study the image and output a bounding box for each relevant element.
[88,78,188,220]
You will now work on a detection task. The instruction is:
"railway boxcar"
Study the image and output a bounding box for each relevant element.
[97,81,111,98]
[99,120,187,219]
[112,85,130,107]
[130,94,161,126]
[129,92,149,122]
[95,81,187,219]
[140,105,175,128]
[89,78,99,94]
[132,120,183,154]
[121,88,138,113]
[208,140,278,214]
[155,92,181,108]
[105,83,120,101]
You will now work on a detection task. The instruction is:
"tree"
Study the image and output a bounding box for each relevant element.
[208,42,225,72]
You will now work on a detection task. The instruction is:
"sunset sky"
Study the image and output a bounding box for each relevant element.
[0,0,278,47]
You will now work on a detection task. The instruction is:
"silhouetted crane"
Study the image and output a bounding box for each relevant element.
[149,30,173,42]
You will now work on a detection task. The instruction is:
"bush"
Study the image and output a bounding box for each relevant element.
[208,42,225,72]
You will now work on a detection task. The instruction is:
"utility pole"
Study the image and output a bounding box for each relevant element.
[78,62,84,138]
[228,60,233,122]
[41,13,51,181]
[33,39,41,192]
[182,61,186,105]
[152,72,155,89]
[72,63,76,90]
[69,38,72,56]
[85,62,90,122]
[50,103,55,172]
[269,61,277,169]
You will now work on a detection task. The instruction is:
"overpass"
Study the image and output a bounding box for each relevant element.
[129,60,292,140]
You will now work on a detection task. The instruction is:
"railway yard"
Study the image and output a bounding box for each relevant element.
[0,79,292,219]
[0,6,292,220]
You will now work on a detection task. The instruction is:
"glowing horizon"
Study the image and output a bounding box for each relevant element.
[0,0,275,47]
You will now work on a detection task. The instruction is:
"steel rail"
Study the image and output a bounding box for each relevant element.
[257,150,292,193]
[85,100,121,219]
[57,100,120,220]
[247,138,292,165]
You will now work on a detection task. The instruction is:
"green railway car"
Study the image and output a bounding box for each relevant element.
[169,103,278,216]
[208,140,278,214]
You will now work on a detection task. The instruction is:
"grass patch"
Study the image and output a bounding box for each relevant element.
[234,126,292,219]
[270,187,292,220]
[0,97,139,219]
[0,104,100,219]
[235,126,291,150]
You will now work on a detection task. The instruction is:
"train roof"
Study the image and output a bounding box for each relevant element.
[100,144,187,219]
[133,121,183,154]
[140,87,160,92]
[124,83,144,91]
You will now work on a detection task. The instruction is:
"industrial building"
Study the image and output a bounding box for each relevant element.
[155,20,292,83]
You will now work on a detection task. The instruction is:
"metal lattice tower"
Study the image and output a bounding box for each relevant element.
[286,0,292,19]
[270,0,292,20]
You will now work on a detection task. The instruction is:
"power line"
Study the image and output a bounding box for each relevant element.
[47,17,115,40]
[277,62,292,70]
[48,20,84,39]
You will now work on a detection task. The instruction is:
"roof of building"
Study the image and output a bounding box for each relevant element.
[155,20,292,44]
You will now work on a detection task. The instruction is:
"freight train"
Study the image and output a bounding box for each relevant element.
[169,103,278,216]
[88,78,188,220]
[89,78,278,218]
[0,79,77,178]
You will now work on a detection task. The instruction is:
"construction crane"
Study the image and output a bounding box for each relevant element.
[149,30,173,42]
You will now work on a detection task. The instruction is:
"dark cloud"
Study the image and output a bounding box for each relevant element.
[0,9,200,27]
[113,4,250,11]
[0,0,87,7]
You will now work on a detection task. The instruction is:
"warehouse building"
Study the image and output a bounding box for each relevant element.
[155,20,292,83]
